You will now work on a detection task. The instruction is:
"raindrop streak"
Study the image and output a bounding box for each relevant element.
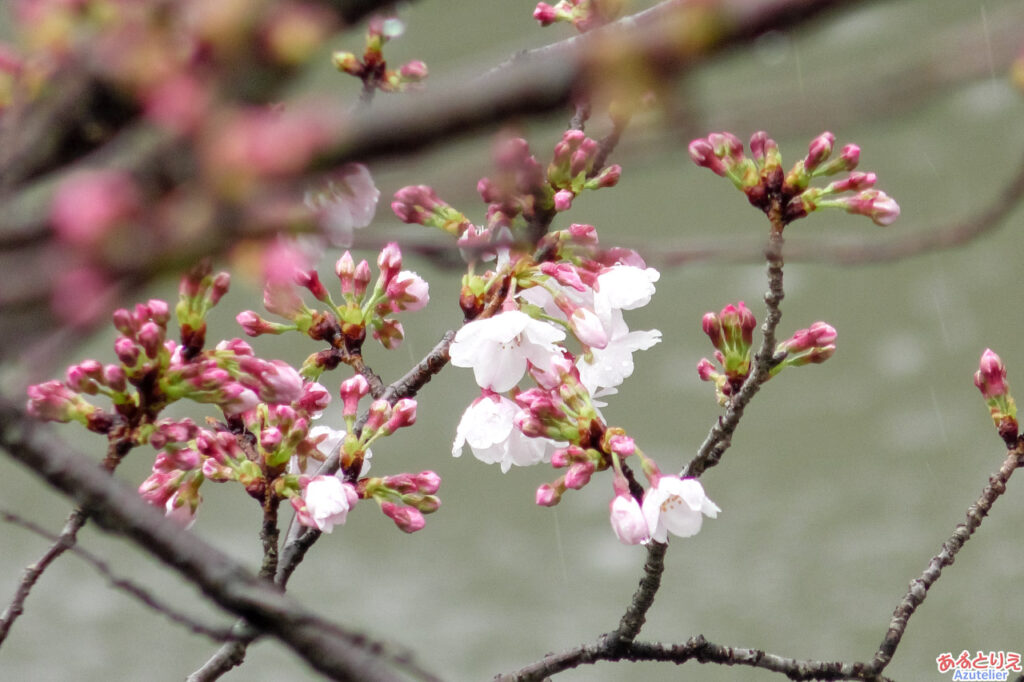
[979,5,997,85]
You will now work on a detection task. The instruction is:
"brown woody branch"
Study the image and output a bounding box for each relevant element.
[0,398,424,682]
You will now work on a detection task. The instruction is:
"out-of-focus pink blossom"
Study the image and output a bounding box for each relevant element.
[51,170,140,247]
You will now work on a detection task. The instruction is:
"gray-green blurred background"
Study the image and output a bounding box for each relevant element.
[2,0,1024,679]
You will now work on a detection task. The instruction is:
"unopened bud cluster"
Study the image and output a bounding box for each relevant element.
[689,131,900,229]
[28,264,439,534]
[533,0,621,32]
[697,302,836,405]
[331,15,427,93]
[237,242,429,364]
[393,131,619,262]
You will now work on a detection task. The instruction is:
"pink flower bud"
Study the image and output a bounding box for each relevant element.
[568,223,597,243]
[415,470,441,495]
[219,384,260,416]
[147,299,170,325]
[702,312,722,346]
[570,307,608,349]
[553,189,574,212]
[804,132,835,173]
[381,501,425,533]
[377,242,402,286]
[339,374,370,417]
[112,308,135,337]
[708,132,744,160]
[719,301,755,348]
[294,269,329,302]
[975,349,1010,400]
[594,164,621,188]
[364,399,392,434]
[354,259,372,298]
[384,398,417,433]
[139,471,179,507]
[138,322,165,359]
[539,262,587,292]
[782,321,837,354]
[236,311,274,337]
[399,60,428,81]
[534,2,558,25]
[297,382,331,416]
[514,411,547,439]
[749,131,769,163]
[564,461,594,489]
[391,185,449,227]
[841,189,900,226]
[696,358,716,382]
[335,251,356,295]
[261,427,283,451]
[688,139,726,176]
[386,271,429,312]
[607,433,635,457]
[26,381,82,422]
[609,493,648,545]
[535,483,560,506]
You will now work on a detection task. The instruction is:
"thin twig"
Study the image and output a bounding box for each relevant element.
[604,541,668,649]
[0,435,132,644]
[0,510,241,642]
[683,231,785,478]
[622,636,890,681]
[867,440,1024,674]
[0,398,413,682]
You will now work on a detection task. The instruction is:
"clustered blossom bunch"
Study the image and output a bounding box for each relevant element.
[689,131,901,228]
[394,132,719,545]
[26,256,440,534]
[238,241,429,357]
[697,301,837,405]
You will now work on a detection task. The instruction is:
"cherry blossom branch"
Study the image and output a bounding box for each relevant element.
[0,509,241,642]
[650,149,1024,269]
[0,0,869,242]
[497,542,669,681]
[506,421,1024,680]
[867,439,1024,674]
[321,0,872,167]
[0,435,133,643]
[189,330,459,680]
[607,637,893,681]
[0,398,427,682]
[683,232,785,478]
[605,541,668,648]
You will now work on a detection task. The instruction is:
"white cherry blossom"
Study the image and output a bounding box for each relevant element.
[592,265,660,325]
[577,309,661,392]
[297,475,358,533]
[642,475,720,543]
[449,310,565,392]
[452,393,558,472]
